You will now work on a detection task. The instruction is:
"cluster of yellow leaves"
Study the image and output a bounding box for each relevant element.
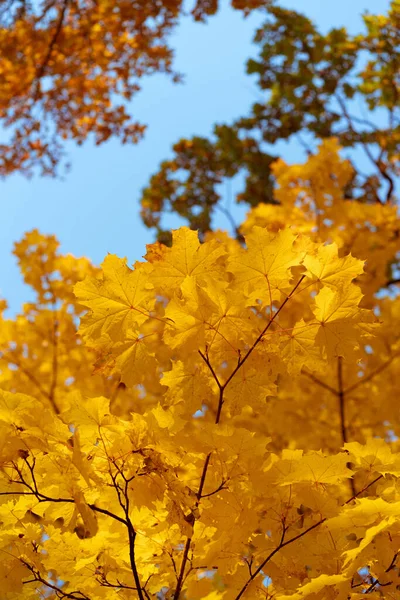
[1,141,400,598]
[243,139,400,303]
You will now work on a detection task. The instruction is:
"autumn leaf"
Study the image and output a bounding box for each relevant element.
[74,254,156,344]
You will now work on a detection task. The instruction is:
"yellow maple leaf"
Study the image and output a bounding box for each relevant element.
[303,243,365,288]
[227,227,304,304]
[342,516,396,571]
[164,276,219,351]
[74,254,155,343]
[145,227,226,293]
[275,573,348,599]
[313,285,375,359]
[279,450,353,486]
[345,438,400,476]
[279,319,320,375]
[161,359,214,414]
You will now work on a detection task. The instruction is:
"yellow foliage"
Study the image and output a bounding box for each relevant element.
[1,140,400,598]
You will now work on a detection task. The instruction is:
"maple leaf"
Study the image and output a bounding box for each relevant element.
[161,359,214,414]
[164,276,219,351]
[278,450,354,486]
[275,573,348,599]
[344,438,400,476]
[145,227,227,294]
[74,254,156,343]
[227,227,303,305]
[279,319,321,375]
[303,243,365,288]
[313,284,376,359]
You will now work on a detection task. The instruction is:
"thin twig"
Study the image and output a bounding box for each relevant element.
[364,551,398,593]
[302,369,338,396]
[174,276,306,599]
[337,357,356,496]
[33,0,69,87]
[344,352,400,395]
[48,293,60,413]
[234,474,384,599]
[22,560,91,599]
[5,461,127,527]
[335,93,394,203]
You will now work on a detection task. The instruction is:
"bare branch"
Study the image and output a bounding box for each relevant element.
[335,92,395,203]
[33,0,70,92]
[344,352,400,395]
[302,369,338,396]
[337,357,356,496]
[22,560,91,599]
[200,478,228,499]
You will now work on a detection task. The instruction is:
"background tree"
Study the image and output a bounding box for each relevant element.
[141,1,400,242]
[0,0,270,176]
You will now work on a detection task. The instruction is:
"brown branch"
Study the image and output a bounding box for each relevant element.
[18,447,147,600]
[174,452,212,598]
[302,369,338,396]
[34,0,69,86]
[223,275,306,393]
[2,355,59,413]
[48,296,60,413]
[337,357,356,496]
[200,478,228,499]
[105,456,145,600]
[127,521,144,600]
[335,93,395,203]
[234,474,384,599]
[344,352,400,395]
[174,276,306,599]
[364,551,398,593]
[22,560,90,599]
[7,459,127,527]
[344,475,383,505]
[386,278,400,287]
[198,349,222,390]
[97,573,138,591]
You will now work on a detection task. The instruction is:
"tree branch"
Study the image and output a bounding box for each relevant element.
[8,458,127,526]
[22,560,91,599]
[344,352,400,395]
[337,357,356,496]
[33,0,69,88]
[385,278,400,287]
[106,456,145,600]
[174,276,306,598]
[48,294,60,413]
[234,474,383,599]
[302,369,338,396]
[335,92,395,203]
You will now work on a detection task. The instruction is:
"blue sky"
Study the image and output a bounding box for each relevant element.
[1,0,390,314]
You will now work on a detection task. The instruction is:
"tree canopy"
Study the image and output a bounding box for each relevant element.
[1,1,400,599]
[141,1,399,241]
[0,0,268,176]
